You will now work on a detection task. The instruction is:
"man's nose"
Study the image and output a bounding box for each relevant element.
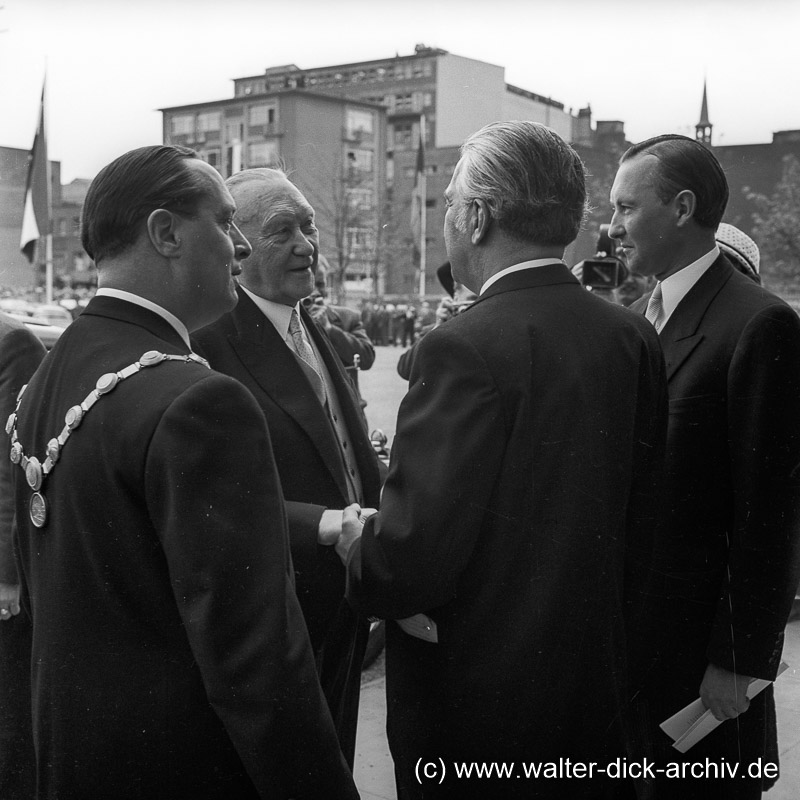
[608,214,623,239]
[232,224,252,259]
[293,232,314,254]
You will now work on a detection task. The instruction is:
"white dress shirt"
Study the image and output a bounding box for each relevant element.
[656,246,720,330]
[95,288,191,348]
[480,258,565,296]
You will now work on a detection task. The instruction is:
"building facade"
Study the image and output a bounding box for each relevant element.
[164,45,582,298]
[161,90,387,301]
[0,147,90,292]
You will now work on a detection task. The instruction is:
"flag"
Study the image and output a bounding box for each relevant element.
[20,81,51,263]
[409,117,426,248]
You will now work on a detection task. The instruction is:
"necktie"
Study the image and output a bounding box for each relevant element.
[289,309,327,405]
[645,282,665,332]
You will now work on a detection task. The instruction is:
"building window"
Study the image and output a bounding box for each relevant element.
[346,149,374,173]
[249,104,276,127]
[197,112,221,132]
[204,150,220,169]
[226,120,243,141]
[345,109,374,140]
[425,199,436,208]
[395,93,413,112]
[248,141,279,167]
[346,188,374,211]
[346,227,376,251]
[170,115,194,136]
[393,123,413,149]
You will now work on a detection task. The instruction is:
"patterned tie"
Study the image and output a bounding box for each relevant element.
[288,309,327,405]
[645,282,665,333]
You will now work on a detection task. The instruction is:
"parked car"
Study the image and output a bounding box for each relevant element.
[15,316,64,350]
[0,300,68,349]
[31,304,73,328]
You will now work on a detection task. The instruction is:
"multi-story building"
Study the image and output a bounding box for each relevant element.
[162,45,584,297]
[0,147,91,292]
[228,45,579,296]
[161,90,387,300]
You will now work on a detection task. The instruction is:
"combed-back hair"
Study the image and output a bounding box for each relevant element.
[224,167,290,225]
[81,145,203,263]
[453,121,587,246]
[621,134,729,229]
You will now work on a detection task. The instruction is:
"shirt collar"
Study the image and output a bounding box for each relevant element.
[659,246,720,321]
[480,258,565,296]
[95,288,190,348]
[240,285,298,342]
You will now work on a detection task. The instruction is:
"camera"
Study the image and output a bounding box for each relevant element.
[577,258,628,290]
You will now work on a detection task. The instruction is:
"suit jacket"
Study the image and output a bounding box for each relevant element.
[323,304,375,371]
[0,313,45,799]
[0,314,45,585]
[193,286,382,764]
[13,296,357,800]
[347,264,667,797]
[629,255,800,785]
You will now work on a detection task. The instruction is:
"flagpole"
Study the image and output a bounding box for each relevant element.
[418,114,426,299]
[43,72,53,305]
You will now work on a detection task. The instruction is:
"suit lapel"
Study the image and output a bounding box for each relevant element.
[647,255,734,381]
[301,306,382,503]
[227,290,350,498]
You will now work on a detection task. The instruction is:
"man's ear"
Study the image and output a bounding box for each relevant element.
[146,209,183,257]
[471,199,491,245]
[674,189,697,228]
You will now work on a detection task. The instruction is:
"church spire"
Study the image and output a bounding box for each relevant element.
[696,80,712,147]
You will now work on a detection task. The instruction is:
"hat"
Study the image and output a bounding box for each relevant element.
[716,223,760,283]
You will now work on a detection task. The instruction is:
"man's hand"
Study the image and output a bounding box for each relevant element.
[700,663,752,721]
[334,504,372,565]
[0,582,21,621]
[317,509,345,546]
[306,300,331,330]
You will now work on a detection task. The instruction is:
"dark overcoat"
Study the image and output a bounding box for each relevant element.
[193,286,382,765]
[629,254,800,798]
[0,314,45,799]
[347,264,668,798]
[12,296,358,800]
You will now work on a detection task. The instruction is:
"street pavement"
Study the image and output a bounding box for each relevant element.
[355,345,800,798]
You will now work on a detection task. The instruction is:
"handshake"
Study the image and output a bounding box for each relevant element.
[318,504,378,564]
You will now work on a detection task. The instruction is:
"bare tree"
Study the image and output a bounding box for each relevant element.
[297,150,379,304]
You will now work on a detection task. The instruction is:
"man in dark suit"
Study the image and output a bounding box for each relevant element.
[344,121,667,799]
[609,134,800,799]
[193,168,382,767]
[0,313,45,799]
[10,145,359,799]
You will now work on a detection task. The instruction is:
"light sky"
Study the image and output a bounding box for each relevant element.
[1,0,798,183]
